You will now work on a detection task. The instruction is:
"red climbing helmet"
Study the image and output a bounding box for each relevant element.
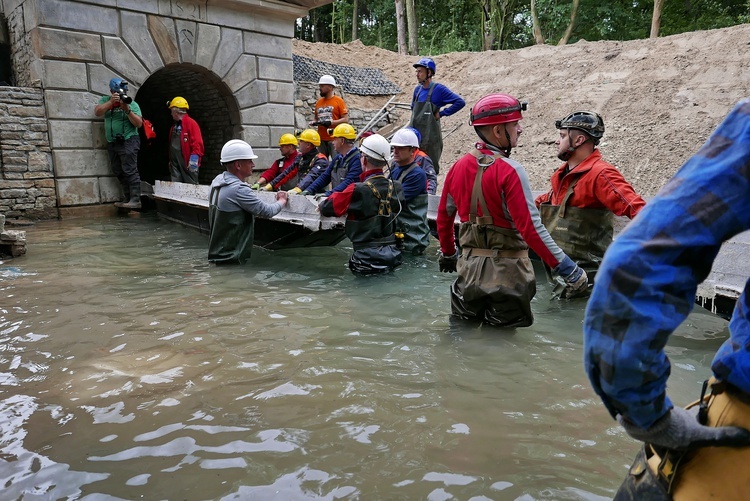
[469,93,527,127]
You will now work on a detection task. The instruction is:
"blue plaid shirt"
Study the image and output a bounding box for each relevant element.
[583,99,750,430]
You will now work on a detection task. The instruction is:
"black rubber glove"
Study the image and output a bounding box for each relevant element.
[438,249,458,273]
[619,407,750,451]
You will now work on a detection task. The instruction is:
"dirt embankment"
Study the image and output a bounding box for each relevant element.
[293,24,750,197]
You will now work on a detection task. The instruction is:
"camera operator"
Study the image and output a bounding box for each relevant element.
[94,77,144,209]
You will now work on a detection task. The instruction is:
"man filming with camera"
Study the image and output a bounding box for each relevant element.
[94,77,144,209]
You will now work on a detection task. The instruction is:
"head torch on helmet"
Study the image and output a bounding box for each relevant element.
[555,111,605,139]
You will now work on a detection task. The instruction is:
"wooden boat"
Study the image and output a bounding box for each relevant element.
[151,181,349,250]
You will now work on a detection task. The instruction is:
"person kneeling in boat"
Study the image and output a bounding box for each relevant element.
[266,129,328,194]
[208,140,287,265]
[251,133,299,190]
[319,134,406,275]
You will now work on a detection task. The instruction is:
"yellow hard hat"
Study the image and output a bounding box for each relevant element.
[278,133,298,147]
[168,96,189,109]
[331,123,357,140]
[297,129,321,147]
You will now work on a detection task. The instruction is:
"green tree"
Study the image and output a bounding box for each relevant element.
[296,0,750,53]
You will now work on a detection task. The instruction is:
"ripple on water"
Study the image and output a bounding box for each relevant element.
[0,217,729,499]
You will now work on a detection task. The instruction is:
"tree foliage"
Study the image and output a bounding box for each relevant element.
[295,0,750,54]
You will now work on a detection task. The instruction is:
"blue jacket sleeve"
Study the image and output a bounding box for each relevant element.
[306,161,334,194]
[395,167,427,202]
[583,99,750,429]
[433,84,465,118]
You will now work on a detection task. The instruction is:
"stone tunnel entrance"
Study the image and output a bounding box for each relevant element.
[135,65,241,185]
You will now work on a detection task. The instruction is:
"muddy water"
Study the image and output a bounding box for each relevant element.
[0,214,729,500]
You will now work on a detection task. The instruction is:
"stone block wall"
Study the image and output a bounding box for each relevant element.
[0,0,316,217]
[0,86,58,219]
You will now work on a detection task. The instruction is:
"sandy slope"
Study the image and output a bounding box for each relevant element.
[293,24,750,196]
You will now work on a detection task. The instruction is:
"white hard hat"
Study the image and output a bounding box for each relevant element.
[360,134,391,163]
[390,128,420,148]
[318,75,337,86]
[220,139,258,163]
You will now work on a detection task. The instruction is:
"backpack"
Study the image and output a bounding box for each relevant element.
[142,118,156,141]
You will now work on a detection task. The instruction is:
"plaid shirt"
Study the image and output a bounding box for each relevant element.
[583,99,750,430]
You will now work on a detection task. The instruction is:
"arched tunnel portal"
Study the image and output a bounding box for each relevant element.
[135,65,241,185]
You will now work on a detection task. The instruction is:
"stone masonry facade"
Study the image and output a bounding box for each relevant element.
[0,0,323,218]
[0,86,58,219]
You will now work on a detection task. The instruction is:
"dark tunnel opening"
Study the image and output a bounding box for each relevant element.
[135,64,242,185]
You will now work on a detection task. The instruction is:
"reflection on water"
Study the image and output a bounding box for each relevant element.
[0,213,729,500]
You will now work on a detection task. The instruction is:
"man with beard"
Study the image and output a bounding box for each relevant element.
[166,96,204,185]
[310,75,349,159]
[436,93,588,328]
[535,111,645,282]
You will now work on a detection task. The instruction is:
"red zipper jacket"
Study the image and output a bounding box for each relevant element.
[168,114,204,167]
[535,149,645,219]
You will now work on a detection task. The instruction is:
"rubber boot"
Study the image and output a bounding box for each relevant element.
[115,183,142,209]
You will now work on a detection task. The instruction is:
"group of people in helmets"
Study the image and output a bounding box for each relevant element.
[433,92,645,328]
[207,121,435,274]
[202,65,750,498]
[207,58,646,330]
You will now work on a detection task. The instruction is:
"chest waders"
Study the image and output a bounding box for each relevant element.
[450,150,536,327]
[331,149,357,189]
[345,175,402,275]
[287,153,318,191]
[538,174,613,282]
[615,378,750,501]
[207,185,256,265]
[394,163,430,255]
[169,125,197,184]
[408,83,443,174]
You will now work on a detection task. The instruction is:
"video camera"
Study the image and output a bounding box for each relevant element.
[115,81,133,105]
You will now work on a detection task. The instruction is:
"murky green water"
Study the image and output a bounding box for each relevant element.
[0,213,729,500]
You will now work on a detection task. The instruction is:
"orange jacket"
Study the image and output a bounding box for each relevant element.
[535,149,645,219]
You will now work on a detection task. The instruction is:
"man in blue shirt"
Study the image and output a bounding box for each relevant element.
[388,127,430,254]
[408,57,465,175]
[303,123,362,197]
[583,100,750,498]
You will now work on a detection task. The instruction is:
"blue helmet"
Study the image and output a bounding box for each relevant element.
[109,77,126,92]
[413,57,436,76]
[404,126,422,144]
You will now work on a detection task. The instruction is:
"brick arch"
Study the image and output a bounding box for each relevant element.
[135,65,240,185]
